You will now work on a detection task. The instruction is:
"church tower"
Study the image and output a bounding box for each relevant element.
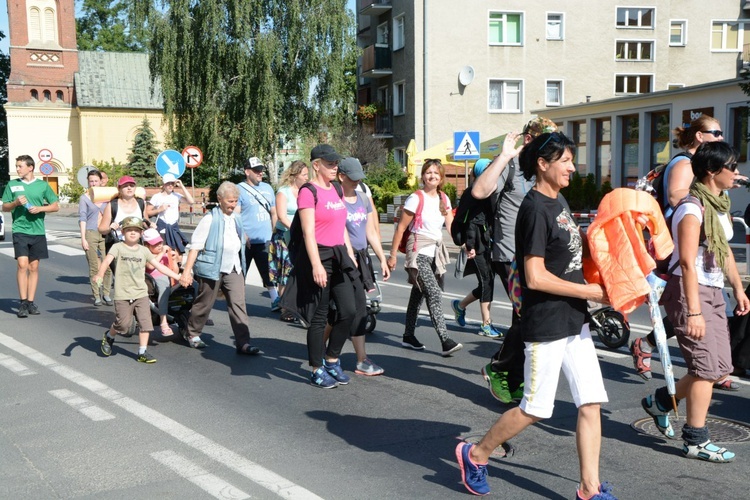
[6,0,78,105]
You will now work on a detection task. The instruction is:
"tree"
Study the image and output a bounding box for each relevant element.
[0,30,10,183]
[127,116,160,186]
[131,1,356,172]
[77,0,147,52]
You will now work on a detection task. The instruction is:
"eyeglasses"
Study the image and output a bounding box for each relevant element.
[702,130,724,138]
[723,162,738,172]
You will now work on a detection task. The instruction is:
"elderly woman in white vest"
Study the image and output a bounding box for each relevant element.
[179,182,260,355]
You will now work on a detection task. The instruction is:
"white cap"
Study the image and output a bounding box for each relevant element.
[162,173,177,184]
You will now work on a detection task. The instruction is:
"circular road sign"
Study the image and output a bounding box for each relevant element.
[39,162,54,176]
[182,146,203,168]
[38,149,53,162]
[155,149,186,179]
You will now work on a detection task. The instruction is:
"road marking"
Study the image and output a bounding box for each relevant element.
[49,388,115,421]
[151,450,250,500]
[0,331,323,500]
[47,244,85,256]
[0,353,37,376]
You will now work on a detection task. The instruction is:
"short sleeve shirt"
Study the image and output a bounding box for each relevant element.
[237,181,275,244]
[150,191,183,225]
[493,159,535,263]
[108,243,154,300]
[297,183,347,247]
[344,192,372,251]
[2,177,59,235]
[403,190,451,256]
[515,189,587,342]
[275,185,297,232]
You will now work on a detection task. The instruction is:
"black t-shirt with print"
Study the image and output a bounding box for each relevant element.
[514,189,587,342]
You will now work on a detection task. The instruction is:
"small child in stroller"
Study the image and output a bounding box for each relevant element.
[143,228,180,336]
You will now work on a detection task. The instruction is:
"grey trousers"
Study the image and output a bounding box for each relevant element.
[186,271,251,348]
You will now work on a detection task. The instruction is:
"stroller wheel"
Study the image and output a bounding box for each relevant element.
[365,313,377,334]
[591,309,630,349]
[123,317,138,338]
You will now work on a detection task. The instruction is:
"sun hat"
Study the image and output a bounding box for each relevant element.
[142,228,163,244]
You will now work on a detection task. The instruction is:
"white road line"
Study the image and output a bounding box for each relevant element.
[0,353,37,376]
[49,388,115,421]
[0,331,323,500]
[47,244,85,257]
[0,248,14,258]
[151,450,250,500]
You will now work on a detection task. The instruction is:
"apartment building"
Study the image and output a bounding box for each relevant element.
[356,1,749,165]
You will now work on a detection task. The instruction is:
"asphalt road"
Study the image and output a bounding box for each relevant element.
[0,214,748,499]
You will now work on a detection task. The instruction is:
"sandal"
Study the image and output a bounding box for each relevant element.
[160,324,174,337]
[683,440,735,463]
[236,344,261,355]
[280,311,296,323]
[630,337,652,381]
[641,395,676,439]
[182,331,206,349]
[714,378,740,391]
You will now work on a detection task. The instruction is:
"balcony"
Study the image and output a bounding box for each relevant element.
[359,0,392,17]
[361,45,391,78]
[374,112,393,137]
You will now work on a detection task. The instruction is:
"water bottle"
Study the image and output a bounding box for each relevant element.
[735,178,750,188]
[24,202,33,210]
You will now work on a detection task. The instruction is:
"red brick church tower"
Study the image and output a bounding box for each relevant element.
[6,0,78,105]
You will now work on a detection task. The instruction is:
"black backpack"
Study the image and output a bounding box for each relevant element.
[287,182,344,263]
[643,152,692,213]
[451,187,491,247]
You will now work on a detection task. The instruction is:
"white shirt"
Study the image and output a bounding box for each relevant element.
[403,191,451,256]
[191,211,242,274]
[150,192,183,225]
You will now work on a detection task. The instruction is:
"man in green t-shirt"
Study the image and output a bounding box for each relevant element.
[1,155,60,318]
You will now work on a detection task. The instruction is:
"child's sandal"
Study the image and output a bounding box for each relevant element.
[160,324,174,337]
[683,440,735,463]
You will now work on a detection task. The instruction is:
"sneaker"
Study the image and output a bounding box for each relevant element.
[101,331,114,356]
[355,358,384,376]
[189,336,207,349]
[576,481,618,500]
[137,351,157,363]
[630,337,652,380]
[27,302,40,315]
[452,300,467,327]
[478,323,501,339]
[441,338,463,357]
[102,296,113,306]
[94,298,103,307]
[401,335,425,350]
[323,359,350,385]
[455,442,490,496]
[310,367,338,388]
[271,297,281,312]
[641,394,675,439]
[481,364,512,403]
[16,302,29,318]
[510,384,525,402]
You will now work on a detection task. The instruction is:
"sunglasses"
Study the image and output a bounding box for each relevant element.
[724,162,739,173]
[702,130,724,138]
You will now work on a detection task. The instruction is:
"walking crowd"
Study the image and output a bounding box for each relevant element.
[3,115,750,499]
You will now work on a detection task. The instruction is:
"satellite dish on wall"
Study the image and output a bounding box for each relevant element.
[76,165,96,187]
[458,66,475,86]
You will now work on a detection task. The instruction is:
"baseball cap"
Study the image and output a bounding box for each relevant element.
[337,157,366,181]
[142,228,163,244]
[162,173,177,184]
[117,175,136,187]
[244,157,264,170]
[310,144,342,162]
[474,159,491,177]
[522,117,558,138]
[120,216,144,231]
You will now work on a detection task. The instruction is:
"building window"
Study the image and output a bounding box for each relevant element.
[30,89,39,101]
[393,148,406,166]
[377,22,388,46]
[393,81,405,116]
[573,121,589,177]
[377,86,390,113]
[28,7,42,40]
[546,13,564,40]
[43,8,56,42]
[393,15,404,51]
[488,79,522,113]
[622,115,640,187]
[711,21,741,51]
[596,118,612,186]
[670,20,687,46]
[489,12,523,45]
[615,40,654,61]
[730,106,749,162]
[56,90,64,102]
[615,74,652,95]
[545,80,562,106]
[43,90,51,101]
[616,7,654,29]
[650,111,671,168]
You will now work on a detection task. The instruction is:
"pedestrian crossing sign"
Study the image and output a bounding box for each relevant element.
[453,131,480,160]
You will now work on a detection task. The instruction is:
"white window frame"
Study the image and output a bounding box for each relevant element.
[545,80,563,106]
[488,79,523,113]
[614,74,654,95]
[393,148,406,166]
[393,81,405,116]
[710,20,746,52]
[376,22,389,47]
[616,6,655,29]
[669,19,687,46]
[615,40,655,61]
[393,14,405,51]
[488,11,524,46]
[546,12,564,40]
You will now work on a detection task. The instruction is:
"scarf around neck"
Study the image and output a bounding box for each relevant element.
[689,181,731,271]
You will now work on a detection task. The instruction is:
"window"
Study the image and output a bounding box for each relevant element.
[43,90,51,101]
[596,118,612,186]
[43,8,56,42]
[393,15,404,50]
[615,74,652,95]
[393,81,405,116]
[28,7,41,40]
[393,149,406,166]
[377,22,389,46]
[56,90,63,102]
[28,4,58,44]
[622,115,640,187]
[650,111,671,168]
[615,41,654,61]
[670,20,687,46]
[573,121,590,176]
[616,7,654,28]
[545,80,562,106]
[711,21,741,51]
[730,106,749,162]
[546,13,564,40]
[30,89,39,101]
[489,12,523,45]
[489,79,522,112]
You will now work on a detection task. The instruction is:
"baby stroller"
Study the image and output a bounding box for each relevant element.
[589,302,630,349]
[145,274,196,338]
[365,271,383,333]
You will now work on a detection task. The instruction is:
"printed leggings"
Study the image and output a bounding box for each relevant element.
[404,254,449,343]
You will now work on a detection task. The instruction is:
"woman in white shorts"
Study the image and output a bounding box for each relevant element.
[455,132,616,500]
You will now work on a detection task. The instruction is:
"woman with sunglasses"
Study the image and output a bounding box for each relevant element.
[456,132,616,499]
[388,159,462,357]
[641,141,748,463]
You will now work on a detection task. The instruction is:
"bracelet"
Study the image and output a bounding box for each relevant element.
[686,312,702,317]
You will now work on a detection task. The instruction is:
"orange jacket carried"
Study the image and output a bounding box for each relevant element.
[585,188,673,314]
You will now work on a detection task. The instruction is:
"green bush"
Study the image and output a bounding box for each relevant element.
[59,181,84,203]
[560,172,609,211]
[442,182,457,206]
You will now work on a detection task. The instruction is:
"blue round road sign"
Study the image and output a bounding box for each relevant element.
[39,162,54,176]
[155,150,186,179]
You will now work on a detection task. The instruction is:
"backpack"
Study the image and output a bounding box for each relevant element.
[105,196,147,257]
[287,182,344,263]
[451,187,490,247]
[639,152,692,213]
[655,194,705,276]
[397,190,449,254]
